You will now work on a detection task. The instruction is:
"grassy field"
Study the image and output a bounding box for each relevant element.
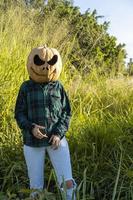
[0,4,133,200]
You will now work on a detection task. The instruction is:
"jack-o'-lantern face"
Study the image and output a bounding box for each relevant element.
[27,45,62,83]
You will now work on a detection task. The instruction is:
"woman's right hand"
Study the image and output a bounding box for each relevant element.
[32,124,48,140]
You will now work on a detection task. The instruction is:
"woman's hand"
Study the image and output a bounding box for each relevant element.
[49,135,61,150]
[32,124,48,140]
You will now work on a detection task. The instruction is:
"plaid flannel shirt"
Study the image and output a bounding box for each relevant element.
[15,79,71,147]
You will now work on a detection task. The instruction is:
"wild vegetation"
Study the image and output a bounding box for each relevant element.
[0,0,133,199]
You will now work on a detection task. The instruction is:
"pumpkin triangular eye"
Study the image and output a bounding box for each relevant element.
[47,55,58,65]
[34,55,45,66]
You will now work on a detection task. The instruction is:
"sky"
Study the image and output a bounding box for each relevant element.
[73,0,133,62]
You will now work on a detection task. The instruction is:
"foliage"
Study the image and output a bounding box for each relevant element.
[127,58,133,76]
[0,1,133,200]
[41,0,126,75]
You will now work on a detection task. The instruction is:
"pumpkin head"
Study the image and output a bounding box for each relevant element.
[27,45,62,83]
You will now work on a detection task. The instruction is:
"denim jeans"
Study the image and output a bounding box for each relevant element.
[23,137,76,200]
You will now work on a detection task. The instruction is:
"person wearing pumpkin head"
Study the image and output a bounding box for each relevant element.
[15,45,76,200]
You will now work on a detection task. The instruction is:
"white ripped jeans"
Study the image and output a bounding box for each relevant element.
[23,137,76,200]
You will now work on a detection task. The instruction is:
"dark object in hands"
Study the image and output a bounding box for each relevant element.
[39,128,47,135]
[48,134,54,145]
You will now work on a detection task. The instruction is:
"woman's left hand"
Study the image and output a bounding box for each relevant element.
[49,135,61,150]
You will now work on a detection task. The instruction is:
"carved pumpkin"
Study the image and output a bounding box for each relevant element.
[27,45,62,83]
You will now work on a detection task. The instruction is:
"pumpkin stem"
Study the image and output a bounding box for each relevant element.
[44,44,47,48]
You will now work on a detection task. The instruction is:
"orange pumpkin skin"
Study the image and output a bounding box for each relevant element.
[27,46,62,83]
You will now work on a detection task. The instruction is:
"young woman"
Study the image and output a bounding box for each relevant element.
[15,45,76,200]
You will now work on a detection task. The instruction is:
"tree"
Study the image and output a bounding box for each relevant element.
[127,58,133,76]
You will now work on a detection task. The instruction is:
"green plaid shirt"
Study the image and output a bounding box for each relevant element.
[15,79,71,147]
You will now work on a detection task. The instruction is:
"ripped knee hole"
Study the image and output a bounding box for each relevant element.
[61,180,74,189]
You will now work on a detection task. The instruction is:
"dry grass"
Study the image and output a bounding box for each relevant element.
[0,4,133,200]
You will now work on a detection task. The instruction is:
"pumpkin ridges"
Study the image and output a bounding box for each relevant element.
[45,47,48,62]
[27,46,62,83]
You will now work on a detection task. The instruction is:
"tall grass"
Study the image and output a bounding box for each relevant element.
[0,3,133,200]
